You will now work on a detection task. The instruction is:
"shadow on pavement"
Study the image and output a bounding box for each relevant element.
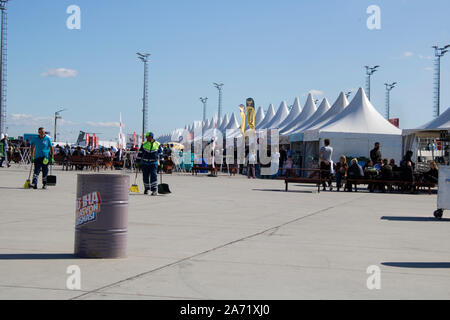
[0,253,78,260]
[381,216,450,222]
[382,262,450,268]
[252,189,314,194]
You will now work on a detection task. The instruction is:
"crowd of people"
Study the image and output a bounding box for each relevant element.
[316,140,441,193]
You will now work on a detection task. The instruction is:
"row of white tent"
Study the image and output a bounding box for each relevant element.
[158,88,449,163]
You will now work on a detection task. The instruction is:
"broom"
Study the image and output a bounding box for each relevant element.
[129,169,140,193]
[24,161,33,189]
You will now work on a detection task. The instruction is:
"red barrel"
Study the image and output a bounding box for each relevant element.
[74,174,129,258]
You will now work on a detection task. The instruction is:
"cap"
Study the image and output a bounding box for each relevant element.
[145,131,154,137]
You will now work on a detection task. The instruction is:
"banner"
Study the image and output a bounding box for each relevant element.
[239,104,246,134]
[246,98,256,130]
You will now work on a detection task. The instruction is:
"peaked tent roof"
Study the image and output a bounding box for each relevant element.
[278,97,302,130]
[224,112,240,131]
[254,107,265,127]
[281,93,317,134]
[304,91,349,131]
[421,107,450,130]
[256,104,275,129]
[262,101,289,129]
[218,114,230,131]
[304,87,401,140]
[290,98,331,134]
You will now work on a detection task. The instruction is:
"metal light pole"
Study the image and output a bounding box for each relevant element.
[54,108,66,142]
[200,97,207,122]
[365,65,379,100]
[213,82,223,120]
[137,52,150,139]
[0,0,8,135]
[433,45,450,117]
[384,82,397,120]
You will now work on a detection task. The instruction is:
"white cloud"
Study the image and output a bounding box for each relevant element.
[309,89,324,97]
[41,68,78,78]
[419,55,433,60]
[425,67,433,71]
[403,51,414,57]
[86,121,124,128]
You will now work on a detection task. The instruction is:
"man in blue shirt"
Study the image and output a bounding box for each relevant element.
[30,127,54,189]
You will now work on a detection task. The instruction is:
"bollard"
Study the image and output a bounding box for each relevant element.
[74,174,129,258]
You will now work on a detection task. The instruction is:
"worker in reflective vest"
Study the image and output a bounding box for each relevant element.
[136,132,162,195]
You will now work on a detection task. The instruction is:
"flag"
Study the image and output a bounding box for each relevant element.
[239,104,246,134]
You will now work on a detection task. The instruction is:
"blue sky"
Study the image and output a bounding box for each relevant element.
[4,0,450,142]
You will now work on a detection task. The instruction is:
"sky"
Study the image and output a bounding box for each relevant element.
[3,0,450,142]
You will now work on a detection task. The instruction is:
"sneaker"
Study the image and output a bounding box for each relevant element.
[31,183,37,190]
[151,191,157,196]
[42,184,47,190]
[144,189,149,195]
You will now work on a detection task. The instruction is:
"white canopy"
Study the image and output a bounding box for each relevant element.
[218,114,230,131]
[419,107,450,130]
[303,88,402,162]
[262,101,289,129]
[290,98,331,134]
[256,104,275,129]
[224,112,239,131]
[281,93,317,134]
[304,92,349,131]
[254,107,265,127]
[277,97,302,130]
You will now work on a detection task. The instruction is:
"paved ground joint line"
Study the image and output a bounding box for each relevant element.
[70,195,368,300]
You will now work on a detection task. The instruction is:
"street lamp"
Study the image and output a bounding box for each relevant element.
[384,82,397,120]
[432,44,450,117]
[54,108,66,142]
[213,82,224,120]
[199,97,208,122]
[137,52,150,139]
[365,65,380,100]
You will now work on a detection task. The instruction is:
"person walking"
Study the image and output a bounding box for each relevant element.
[247,150,256,179]
[319,138,333,191]
[136,132,162,195]
[30,127,54,189]
[0,133,10,168]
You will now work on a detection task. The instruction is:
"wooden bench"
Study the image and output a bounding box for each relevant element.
[192,164,218,175]
[284,168,330,193]
[346,178,436,194]
[68,155,101,171]
[284,177,327,193]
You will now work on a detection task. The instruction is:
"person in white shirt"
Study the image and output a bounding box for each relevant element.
[247,150,257,179]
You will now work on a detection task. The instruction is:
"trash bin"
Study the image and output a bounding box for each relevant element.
[74,174,129,258]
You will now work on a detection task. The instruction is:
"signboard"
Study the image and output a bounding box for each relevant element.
[389,118,399,128]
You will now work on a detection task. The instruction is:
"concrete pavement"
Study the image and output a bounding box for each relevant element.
[0,165,449,299]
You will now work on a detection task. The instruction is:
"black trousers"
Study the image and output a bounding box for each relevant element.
[320,161,331,188]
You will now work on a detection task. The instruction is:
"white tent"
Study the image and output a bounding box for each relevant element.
[254,107,265,128]
[421,107,450,130]
[402,107,450,169]
[218,114,230,132]
[303,92,349,131]
[277,97,302,130]
[303,87,402,162]
[256,104,275,129]
[281,93,317,134]
[224,112,239,131]
[261,101,289,129]
[289,98,331,135]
